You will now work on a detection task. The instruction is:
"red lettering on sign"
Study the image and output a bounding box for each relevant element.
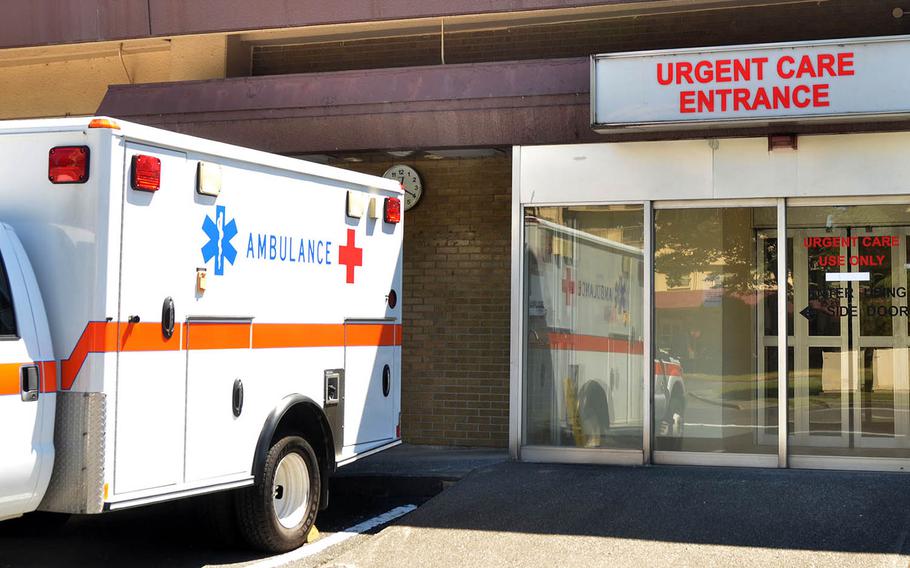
[797,56,817,78]
[695,60,713,83]
[657,63,673,85]
[817,53,836,77]
[753,57,768,80]
[753,87,771,109]
[680,83,833,113]
[715,59,731,82]
[776,53,853,79]
[838,52,855,76]
[680,90,696,113]
[697,90,714,112]
[677,61,694,84]
[792,84,812,108]
[813,83,830,107]
[733,88,751,110]
[716,88,731,111]
[772,86,789,108]
[653,50,855,117]
[777,55,795,79]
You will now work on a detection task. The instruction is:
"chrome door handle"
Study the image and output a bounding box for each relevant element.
[20,365,39,402]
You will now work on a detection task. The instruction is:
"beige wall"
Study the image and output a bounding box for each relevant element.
[0,36,226,119]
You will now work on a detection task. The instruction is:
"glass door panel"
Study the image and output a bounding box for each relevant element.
[785,205,910,460]
[792,229,850,449]
[523,205,645,451]
[653,206,777,455]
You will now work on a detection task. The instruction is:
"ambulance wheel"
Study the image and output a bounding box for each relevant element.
[235,435,320,553]
[665,394,685,438]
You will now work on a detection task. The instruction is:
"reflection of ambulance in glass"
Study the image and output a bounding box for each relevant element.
[525,216,685,447]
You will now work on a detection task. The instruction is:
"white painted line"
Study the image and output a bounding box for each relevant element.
[247,504,417,568]
[826,272,870,282]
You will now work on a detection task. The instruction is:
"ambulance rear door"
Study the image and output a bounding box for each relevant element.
[114,143,189,495]
[339,190,402,455]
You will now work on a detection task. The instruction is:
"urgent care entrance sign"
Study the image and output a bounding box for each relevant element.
[591,36,910,132]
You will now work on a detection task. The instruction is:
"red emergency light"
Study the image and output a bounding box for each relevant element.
[384,197,401,224]
[131,154,161,192]
[48,146,89,184]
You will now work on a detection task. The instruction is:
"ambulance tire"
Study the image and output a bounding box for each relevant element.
[235,435,321,553]
[666,393,685,438]
[578,380,610,443]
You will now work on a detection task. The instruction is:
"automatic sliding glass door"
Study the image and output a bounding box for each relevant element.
[652,205,778,462]
[522,205,646,458]
[783,205,910,464]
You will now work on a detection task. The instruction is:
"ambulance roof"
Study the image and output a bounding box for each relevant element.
[0,116,402,195]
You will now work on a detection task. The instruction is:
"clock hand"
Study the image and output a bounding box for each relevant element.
[404,189,416,197]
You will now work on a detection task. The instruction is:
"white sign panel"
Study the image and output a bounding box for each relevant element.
[592,36,910,131]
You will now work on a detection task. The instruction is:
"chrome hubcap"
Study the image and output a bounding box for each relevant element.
[273,453,309,529]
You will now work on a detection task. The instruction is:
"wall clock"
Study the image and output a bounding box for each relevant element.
[382,164,422,211]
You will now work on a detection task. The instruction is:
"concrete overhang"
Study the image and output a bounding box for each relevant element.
[97,58,598,154]
[97,56,910,155]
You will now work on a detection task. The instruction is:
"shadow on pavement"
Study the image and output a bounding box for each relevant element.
[0,495,264,568]
[391,461,910,554]
[0,487,420,568]
[0,443,490,568]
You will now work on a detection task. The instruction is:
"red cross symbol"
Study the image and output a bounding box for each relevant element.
[338,229,363,284]
[562,266,575,306]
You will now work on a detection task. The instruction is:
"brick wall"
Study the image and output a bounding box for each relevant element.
[340,156,511,447]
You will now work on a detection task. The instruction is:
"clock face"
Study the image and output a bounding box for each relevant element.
[382,165,422,211]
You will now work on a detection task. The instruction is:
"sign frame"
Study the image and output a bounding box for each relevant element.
[591,35,910,133]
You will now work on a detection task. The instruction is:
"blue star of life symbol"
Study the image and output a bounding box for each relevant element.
[201,205,238,275]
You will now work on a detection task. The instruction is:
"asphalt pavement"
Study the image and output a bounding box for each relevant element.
[4,449,910,567]
[0,489,419,568]
[0,444,504,568]
[323,461,910,568]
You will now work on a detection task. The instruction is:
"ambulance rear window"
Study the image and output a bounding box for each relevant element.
[0,252,17,338]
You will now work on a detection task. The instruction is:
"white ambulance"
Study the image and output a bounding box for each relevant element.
[0,117,403,552]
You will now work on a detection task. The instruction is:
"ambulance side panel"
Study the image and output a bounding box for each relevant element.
[0,128,121,514]
[0,129,120,392]
[112,141,401,500]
